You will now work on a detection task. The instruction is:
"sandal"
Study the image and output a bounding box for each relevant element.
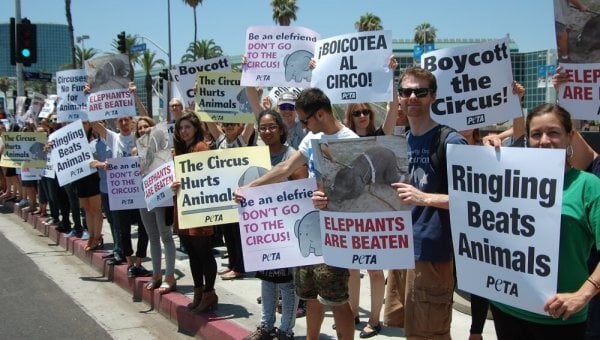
[158,281,177,294]
[359,323,381,339]
[145,279,162,291]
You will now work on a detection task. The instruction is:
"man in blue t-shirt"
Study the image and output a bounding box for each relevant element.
[391,67,467,339]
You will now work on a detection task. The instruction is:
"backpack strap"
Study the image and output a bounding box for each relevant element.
[430,125,455,194]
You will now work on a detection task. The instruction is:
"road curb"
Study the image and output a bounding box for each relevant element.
[9,201,251,340]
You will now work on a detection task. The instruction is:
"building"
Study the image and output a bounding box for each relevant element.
[0,22,72,77]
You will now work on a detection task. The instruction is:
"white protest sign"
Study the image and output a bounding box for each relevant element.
[311,30,393,104]
[106,157,146,210]
[242,26,320,88]
[268,87,303,106]
[41,151,55,178]
[195,71,255,123]
[447,144,564,315]
[87,89,136,122]
[319,210,414,269]
[29,93,46,117]
[557,63,600,119]
[171,56,232,108]
[39,96,57,119]
[56,69,88,122]
[49,119,96,186]
[421,37,522,130]
[238,178,322,271]
[143,160,175,211]
[21,167,43,181]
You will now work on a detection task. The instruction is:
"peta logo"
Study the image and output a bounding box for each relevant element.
[466,114,485,125]
[341,92,356,100]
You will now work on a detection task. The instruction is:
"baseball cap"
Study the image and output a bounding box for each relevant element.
[278,91,297,106]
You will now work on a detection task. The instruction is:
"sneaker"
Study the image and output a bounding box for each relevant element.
[81,230,90,240]
[127,265,139,278]
[277,330,294,340]
[242,327,275,340]
[65,230,83,238]
[136,265,152,277]
[17,199,29,208]
[43,218,56,226]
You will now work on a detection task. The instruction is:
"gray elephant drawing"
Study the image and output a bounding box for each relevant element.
[294,210,322,257]
[236,89,253,113]
[238,166,269,187]
[284,50,313,83]
[29,142,46,160]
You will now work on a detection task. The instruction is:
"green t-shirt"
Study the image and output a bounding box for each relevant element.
[493,169,600,325]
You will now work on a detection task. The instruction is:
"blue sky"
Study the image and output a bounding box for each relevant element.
[2,0,556,67]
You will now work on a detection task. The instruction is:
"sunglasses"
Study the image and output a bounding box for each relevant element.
[351,109,371,118]
[169,104,182,108]
[398,88,431,98]
[279,103,295,111]
[258,125,279,133]
[299,112,315,125]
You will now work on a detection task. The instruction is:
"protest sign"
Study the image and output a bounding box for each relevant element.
[421,37,522,131]
[195,71,255,123]
[447,144,564,314]
[241,26,320,88]
[41,151,54,179]
[174,146,271,229]
[15,96,29,126]
[39,96,57,119]
[311,30,393,104]
[556,63,600,118]
[311,135,410,213]
[143,160,175,211]
[171,56,232,108]
[56,69,88,122]
[86,89,136,122]
[0,132,47,168]
[49,120,96,186]
[553,0,600,64]
[136,124,172,175]
[106,157,146,210]
[267,87,303,106]
[28,93,46,118]
[320,210,414,269]
[238,178,323,271]
[20,167,43,181]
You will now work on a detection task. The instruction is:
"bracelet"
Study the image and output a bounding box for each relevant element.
[587,277,600,290]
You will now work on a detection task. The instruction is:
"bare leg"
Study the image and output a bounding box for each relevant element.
[348,269,361,318]
[367,270,385,326]
[306,298,325,340]
[331,302,355,339]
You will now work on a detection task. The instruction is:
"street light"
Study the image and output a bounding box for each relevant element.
[76,34,90,50]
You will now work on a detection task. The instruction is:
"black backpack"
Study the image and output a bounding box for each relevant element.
[430,125,455,194]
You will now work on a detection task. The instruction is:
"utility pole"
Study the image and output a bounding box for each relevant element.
[15,0,24,97]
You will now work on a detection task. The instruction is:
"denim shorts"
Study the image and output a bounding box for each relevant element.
[294,264,349,306]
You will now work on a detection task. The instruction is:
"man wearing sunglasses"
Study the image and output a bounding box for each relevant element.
[235,88,358,340]
[390,67,467,340]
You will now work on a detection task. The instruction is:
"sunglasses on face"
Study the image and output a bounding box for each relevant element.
[351,109,371,118]
[169,104,182,108]
[299,112,315,125]
[398,88,431,98]
[279,103,295,111]
[258,125,279,133]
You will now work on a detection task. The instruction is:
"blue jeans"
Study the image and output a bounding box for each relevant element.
[260,280,297,335]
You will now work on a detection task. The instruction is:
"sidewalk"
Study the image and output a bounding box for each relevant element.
[7,200,496,339]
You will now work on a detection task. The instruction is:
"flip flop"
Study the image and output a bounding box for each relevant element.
[145,279,162,291]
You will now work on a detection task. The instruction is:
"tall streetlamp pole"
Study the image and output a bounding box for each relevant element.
[76,34,90,69]
[15,0,24,97]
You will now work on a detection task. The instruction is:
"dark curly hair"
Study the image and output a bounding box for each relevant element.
[173,112,205,155]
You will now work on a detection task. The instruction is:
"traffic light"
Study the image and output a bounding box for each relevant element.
[158,68,169,81]
[117,31,126,53]
[15,18,37,66]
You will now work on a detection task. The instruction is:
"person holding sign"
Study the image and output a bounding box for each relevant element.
[171,112,218,313]
[390,67,468,339]
[243,109,307,340]
[489,103,600,339]
[236,88,358,340]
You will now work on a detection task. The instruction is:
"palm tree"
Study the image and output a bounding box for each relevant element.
[139,50,165,117]
[414,22,437,45]
[0,77,12,105]
[75,45,98,69]
[355,12,383,32]
[182,0,203,45]
[180,39,223,62]
[65,0,76,69]
[270,0,298,26]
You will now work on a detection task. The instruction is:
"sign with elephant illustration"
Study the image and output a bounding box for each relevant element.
[195,71,256,123]
[0,132,48,168]
[311,30,394,104]
[174,146,271,229]
[241,25,320,88]
[238,178,324,271]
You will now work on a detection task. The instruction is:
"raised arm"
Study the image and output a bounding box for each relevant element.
[129,82,149,117]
